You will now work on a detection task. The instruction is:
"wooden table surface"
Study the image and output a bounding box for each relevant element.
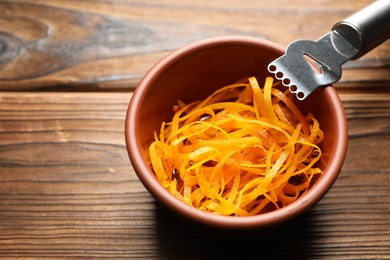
[0,0,389,259]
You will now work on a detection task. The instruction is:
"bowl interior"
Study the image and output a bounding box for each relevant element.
[126,37,347,229]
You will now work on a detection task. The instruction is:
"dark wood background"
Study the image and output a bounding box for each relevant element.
[0,0,389,258]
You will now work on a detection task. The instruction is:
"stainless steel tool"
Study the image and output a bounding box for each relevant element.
[268,0,390,100]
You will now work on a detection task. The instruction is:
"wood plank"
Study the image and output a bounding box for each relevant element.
[0,0,389,91]
[0,92,388,258]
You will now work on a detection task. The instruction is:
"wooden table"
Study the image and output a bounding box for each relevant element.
[0,0,389,258]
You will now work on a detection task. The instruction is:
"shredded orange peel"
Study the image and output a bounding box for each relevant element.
[149,76,323,216]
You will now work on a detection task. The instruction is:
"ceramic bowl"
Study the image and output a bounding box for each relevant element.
[125,36,348,230]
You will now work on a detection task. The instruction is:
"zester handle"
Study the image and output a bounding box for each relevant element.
[332,0,390,59]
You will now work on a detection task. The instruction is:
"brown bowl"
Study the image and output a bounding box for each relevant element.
[125,36,348,230]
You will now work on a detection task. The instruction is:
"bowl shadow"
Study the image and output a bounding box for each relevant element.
[154,203,319,259]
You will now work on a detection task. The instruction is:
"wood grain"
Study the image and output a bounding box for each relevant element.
[0,0,389,91]
[0,0,389,258]
[0,92,389,259]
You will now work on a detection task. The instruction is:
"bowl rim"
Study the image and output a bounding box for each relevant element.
[125,36,348,229]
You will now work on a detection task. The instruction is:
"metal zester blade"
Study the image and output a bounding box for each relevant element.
[267,0,390,100]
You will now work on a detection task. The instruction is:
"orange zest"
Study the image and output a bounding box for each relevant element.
[149,76,323,216]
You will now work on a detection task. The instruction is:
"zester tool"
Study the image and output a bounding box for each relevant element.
[268,0,390,100]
